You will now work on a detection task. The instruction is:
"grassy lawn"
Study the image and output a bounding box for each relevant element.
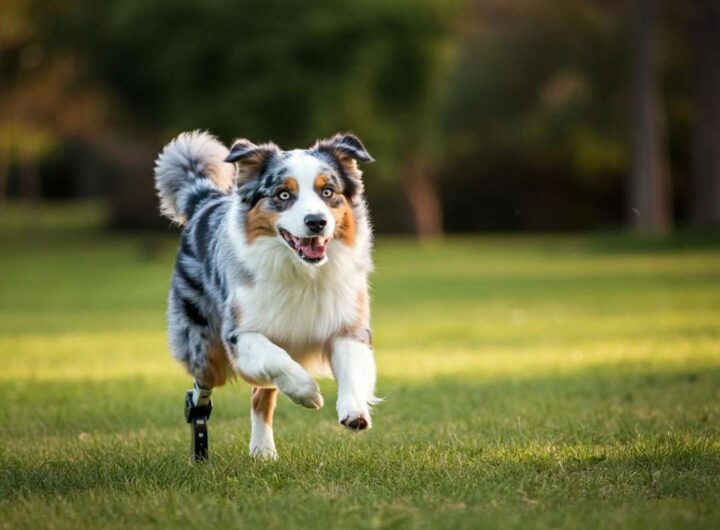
[1,203,719,529]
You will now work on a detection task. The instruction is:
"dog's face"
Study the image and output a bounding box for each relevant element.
[226,134,373,265]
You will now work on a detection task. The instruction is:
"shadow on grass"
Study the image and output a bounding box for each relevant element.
[2,364,717,436]
[1,364,718,500]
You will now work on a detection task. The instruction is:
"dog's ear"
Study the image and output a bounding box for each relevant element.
[225,139,280,182]
[312,133,373,199]
[313,133,373,172]
[225,139,280,206]
[324,133,373,163]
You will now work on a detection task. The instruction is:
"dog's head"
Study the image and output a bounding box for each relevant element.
[225,133,373,266]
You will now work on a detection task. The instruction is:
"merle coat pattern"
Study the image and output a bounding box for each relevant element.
[154,131,378,458]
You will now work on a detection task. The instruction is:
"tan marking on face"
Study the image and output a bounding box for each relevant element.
[251,387,278,426]
[331,195,356,246]
[314,174,329,190]
[245,201,278,243]
[283,177,298,193]
[199,341,232,388]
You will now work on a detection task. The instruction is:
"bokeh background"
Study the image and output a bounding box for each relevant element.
[1,0,718,235]
[2,2,720,529]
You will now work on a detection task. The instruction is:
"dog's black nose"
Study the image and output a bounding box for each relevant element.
[304,214,327,234]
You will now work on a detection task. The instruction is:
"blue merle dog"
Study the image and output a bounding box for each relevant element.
[154,131,378,458]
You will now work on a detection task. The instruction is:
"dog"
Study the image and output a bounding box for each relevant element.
[154,131,378,458]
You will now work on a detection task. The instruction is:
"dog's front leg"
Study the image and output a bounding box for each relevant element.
[225,330,324,410]
[330,337,378,431]
[249,386,278,459]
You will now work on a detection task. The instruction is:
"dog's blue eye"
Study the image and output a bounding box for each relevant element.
[321,187,333,198]
[277,191,291,201]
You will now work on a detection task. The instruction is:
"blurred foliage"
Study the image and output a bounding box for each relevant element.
[0,0,107,162]
[0,0,709,231]
[447,1,629,177]
[48,0,458,181]
[441,1,635,230]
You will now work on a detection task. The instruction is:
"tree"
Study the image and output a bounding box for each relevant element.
[630,0,672,232]
[442,0,631,232]
[51,0,458,234]
[690,0,720,228]
[0,0,107,204]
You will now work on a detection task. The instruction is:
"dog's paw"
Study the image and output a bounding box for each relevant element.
[338,405,372,431]
[250,445,278,460]
[275,369,324,410]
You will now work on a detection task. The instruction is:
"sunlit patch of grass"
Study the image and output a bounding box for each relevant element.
[0,215,719,529]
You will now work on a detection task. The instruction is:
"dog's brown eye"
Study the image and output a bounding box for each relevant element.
[321,187,333,198]
[277,190,291,201]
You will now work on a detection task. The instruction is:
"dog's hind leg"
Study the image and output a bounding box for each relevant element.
[185,381,213,462]
[330,337,378,431]
[249,387,278,459]
[167,288,223,462]
[223,330,324,410]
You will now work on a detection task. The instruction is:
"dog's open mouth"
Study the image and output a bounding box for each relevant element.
[279,228,329,264]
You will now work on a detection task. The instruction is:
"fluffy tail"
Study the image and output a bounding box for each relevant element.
[154,131,235,224]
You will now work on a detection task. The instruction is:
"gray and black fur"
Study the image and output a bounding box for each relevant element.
[154,130,372,387]
[155,132,239,384]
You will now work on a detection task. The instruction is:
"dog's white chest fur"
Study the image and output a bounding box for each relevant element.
[236,237,365,360]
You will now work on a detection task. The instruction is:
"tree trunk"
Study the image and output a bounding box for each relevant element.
[19,162,41,203]
[690,0,720,228]
[0,155,7,207]
[630,0,672,233]
[400,156,443,238]
[91,135,160,230]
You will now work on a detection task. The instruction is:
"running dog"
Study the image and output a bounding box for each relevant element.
[154,131,378,458]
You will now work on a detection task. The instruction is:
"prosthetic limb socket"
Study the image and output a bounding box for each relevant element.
[184,381,213,462]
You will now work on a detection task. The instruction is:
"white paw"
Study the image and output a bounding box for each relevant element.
[337,401,372,431]
[275,367,324,410]
[250,445,278,460]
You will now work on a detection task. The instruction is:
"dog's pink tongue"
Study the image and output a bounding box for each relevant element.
[302,238,326,259]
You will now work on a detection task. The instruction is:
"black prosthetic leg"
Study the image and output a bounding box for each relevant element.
[184,381,213,462]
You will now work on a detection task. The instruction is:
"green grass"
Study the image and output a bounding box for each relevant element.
[1,203,719,529]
